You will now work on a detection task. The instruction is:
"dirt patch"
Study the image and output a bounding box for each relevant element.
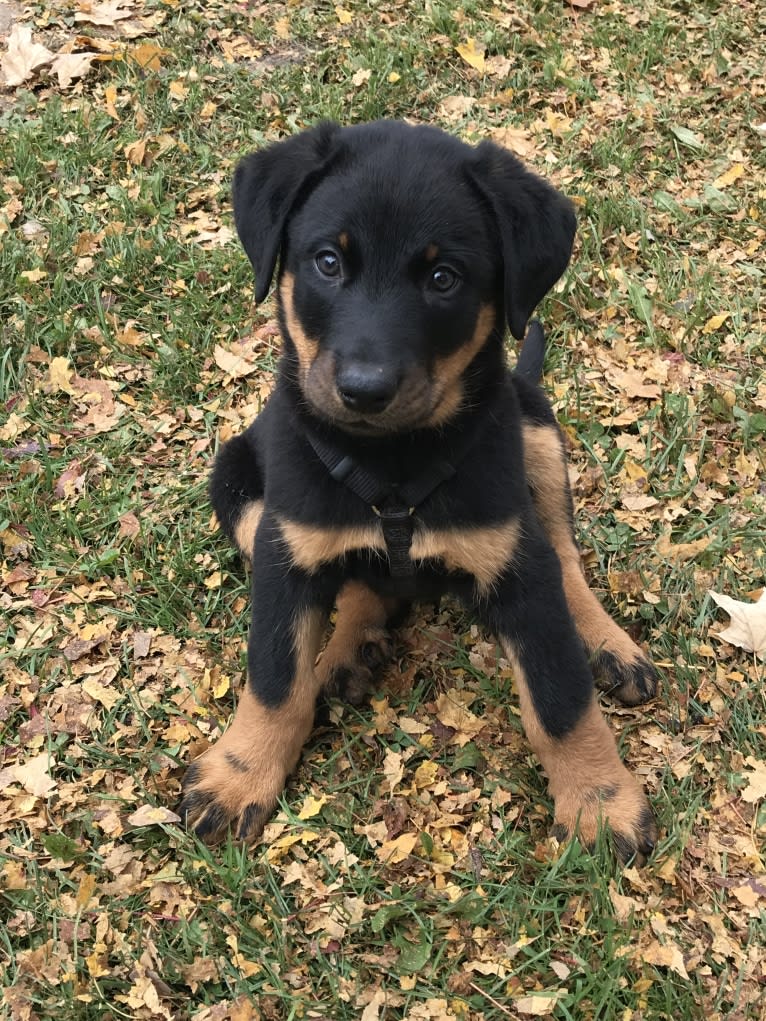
[0,0,22,38]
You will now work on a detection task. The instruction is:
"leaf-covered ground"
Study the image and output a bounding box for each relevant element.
[1,1,765,1018]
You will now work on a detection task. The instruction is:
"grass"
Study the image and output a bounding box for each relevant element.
[1,0,766,1018]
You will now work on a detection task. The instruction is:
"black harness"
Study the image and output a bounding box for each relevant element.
[306,425,479,588]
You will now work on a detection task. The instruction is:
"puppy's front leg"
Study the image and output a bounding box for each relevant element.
[180,515,335,843]
[478,534,657,863]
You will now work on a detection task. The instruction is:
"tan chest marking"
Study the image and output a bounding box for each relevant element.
[277,516,520,593]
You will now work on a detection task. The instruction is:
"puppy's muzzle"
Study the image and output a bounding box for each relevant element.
[336,361,399,415]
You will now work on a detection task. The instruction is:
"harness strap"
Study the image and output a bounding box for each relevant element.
[305,431,462,583]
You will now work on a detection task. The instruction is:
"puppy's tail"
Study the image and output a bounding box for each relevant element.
[514,319,546,382]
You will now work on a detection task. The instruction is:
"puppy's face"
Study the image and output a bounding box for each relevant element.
[280,144,500,434]
[233,120,577,434]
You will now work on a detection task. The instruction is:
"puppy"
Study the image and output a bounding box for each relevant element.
[180,120,658,863]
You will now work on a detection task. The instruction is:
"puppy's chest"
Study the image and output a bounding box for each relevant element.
[277,512,521,593]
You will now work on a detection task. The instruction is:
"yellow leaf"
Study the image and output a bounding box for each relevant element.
[130,43,165,71]
[20,267,47,282]
[169,79,188,100]
[212,673,230,699]
[456,37,486,72]
[104,84,119,118]
[204,570,223,589]
[388,71,401,83]
[297,794,329,820]
[335,6,352,24]
[76,874,97,910]
[274,17,290,39]
[713,163,745,189]
[702,312,730,334]
[47,357,74,392]
[377,831,418,864]
[124,139,147,166]
[413,761,439,789]
[434,690,485,746]
[545,109,572,138]
[213,343,258,379]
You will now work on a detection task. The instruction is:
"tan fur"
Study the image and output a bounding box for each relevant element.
[233,500,264,558]
[316,582,395,696]
[278,516,520,594]
[280,272,318,387]
[183,608,325,832]
[522,422,651,692]
[427,304,495,426]
[502,643,651,847]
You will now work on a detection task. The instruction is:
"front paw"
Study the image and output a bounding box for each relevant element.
[179,744,282,844]
[551,770,657,865]
[592,646,658,707]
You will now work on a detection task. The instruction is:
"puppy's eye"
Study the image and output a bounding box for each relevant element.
[429,265,460,293]
[315,250,342,278]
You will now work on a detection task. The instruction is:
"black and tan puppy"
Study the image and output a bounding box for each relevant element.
[180,120,658,862]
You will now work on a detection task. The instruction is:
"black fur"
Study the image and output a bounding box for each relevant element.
[215,120,582,727]
[187,120,656,858]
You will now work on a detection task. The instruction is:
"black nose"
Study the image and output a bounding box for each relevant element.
[336,363,398,414]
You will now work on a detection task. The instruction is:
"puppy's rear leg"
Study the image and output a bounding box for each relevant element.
[522,421,658,706]
[317,582,400,705]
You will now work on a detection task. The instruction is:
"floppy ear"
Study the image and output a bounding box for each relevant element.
[468,142,576,341]
[232,121,343,303]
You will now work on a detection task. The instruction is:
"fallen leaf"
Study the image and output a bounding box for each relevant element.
[702,312,730,334]
[73,1,135,27]
[670,124,704,151]
[47,357,75,394]
[740,757,766,803]
[712,164,745,189]
[360,989,387,1021]
[377,831,418,864]
[127,804,182,827]
[297,794,329,820]
[1,24,54,87]
[514,990,567,1015]
[456,37,486,73]
[642,939,689,979]
[213,343,258,379]
[709,589,766,659]
[20,268,48,283]
[383,748,405,794]
[14,753,56,797]
[50,51,99,88]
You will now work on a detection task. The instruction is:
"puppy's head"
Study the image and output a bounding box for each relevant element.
[233,121,575,434]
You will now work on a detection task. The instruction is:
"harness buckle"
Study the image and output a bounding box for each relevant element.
[373,500,415,580]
